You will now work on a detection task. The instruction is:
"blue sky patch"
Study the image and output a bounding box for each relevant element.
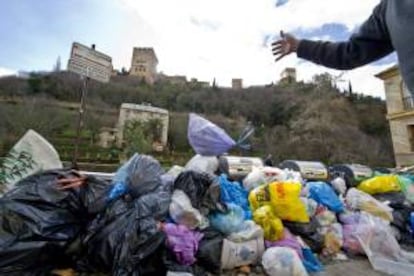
[292,23,351,41]
[275,0,289,7]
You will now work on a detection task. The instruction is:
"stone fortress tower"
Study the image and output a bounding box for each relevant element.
[129,47,158,84]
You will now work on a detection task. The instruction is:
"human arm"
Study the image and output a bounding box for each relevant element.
[272,0,394,69]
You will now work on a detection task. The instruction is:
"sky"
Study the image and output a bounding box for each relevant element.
[0,0,397,97]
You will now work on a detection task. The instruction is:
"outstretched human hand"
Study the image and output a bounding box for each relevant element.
[272,31,299,62]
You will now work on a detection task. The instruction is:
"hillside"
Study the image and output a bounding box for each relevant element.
[0,71,394,167]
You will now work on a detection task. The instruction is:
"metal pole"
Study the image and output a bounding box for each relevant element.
[72,44,95,169]
[72,76,89,169]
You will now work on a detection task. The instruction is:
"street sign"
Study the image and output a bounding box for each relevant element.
[67,42,112,83]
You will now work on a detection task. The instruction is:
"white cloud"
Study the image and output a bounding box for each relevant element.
[0,67,16,77]
[114,0,390,94]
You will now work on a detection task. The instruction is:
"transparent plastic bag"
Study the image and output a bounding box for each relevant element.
[184,154,219,175]
[354,212,414,275]
[262,247,309,276]
[166,165,185,180]
[346,188,393,221]
[227,220,264,242]
[265,228,302,258]
[320,223,343,256]
[210,203,245,234]
[169,190,206,229]
[243,167,286,191]
[315,206,337,227]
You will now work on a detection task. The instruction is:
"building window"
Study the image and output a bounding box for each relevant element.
[401,81,414,110]
[408,125,414,152]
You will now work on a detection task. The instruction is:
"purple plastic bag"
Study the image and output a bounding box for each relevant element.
[163,223,204,265]
[265,229,303,259]
[187,113,236,156]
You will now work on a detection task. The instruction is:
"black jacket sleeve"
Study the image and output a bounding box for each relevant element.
[296,0,394,70]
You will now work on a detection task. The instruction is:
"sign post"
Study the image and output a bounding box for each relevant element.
[67,42,112,168]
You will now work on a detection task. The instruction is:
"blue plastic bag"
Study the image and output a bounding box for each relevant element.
[307,182,344,213]
[219,174,252,219]
[302,247,324,273]
[210,203,245,234]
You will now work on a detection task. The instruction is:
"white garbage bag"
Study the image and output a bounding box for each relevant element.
[1,129,62,192]
[169,190,207,229]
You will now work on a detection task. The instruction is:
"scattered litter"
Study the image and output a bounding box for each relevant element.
[1,114,414,275]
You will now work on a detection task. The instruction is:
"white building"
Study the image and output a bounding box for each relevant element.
[116,103,169,149]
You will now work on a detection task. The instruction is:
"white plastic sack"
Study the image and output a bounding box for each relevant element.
[227,220,264,242]
[283,168,303,183]
[184,154,219,175]
[166,165,185,180]
[331,177,347,195]
[262,247,308,276]
[243,166,286,191]
[169,190,207,229]
[221,237,265,270]
[1,129,62,192]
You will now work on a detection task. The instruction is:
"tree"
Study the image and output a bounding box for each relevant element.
[123,121,152,156]
[312,73,333,89]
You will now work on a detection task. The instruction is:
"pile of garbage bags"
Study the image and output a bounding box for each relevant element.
[1,113,414,275]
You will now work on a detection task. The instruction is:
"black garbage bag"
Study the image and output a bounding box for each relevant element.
[162,246,208,276]
[391,204,414,245]
[373,192,406,209]
[173,171,225,215]
[79,176,172,275]
[174,171,212,209]
[110,153,164,199]
[0,169,111,274]
[196,227,225,274]
[283,218,324,253]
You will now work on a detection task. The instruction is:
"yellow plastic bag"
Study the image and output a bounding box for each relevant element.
[357,175,401,195]
[249,184,271,211]
[269,181,309,223]
[249,182,309,223]
[253,205,284,241]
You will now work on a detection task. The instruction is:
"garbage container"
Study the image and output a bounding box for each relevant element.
[218,156,263,181]
[329,164,373,188]
[279,160,328,181]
